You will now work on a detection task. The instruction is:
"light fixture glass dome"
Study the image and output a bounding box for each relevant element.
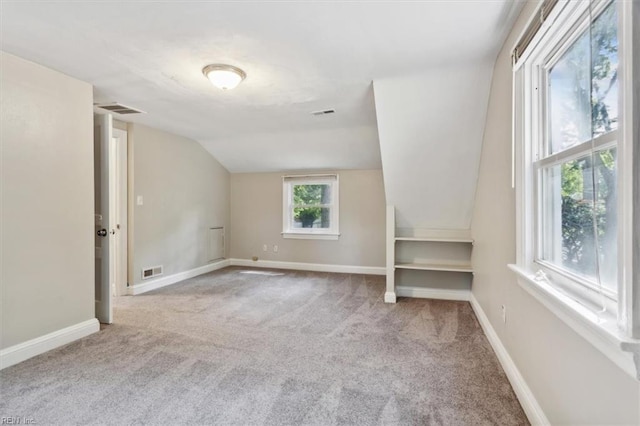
[202,64,246,90]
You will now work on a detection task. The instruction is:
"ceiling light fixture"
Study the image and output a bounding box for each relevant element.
[202,64,246,90]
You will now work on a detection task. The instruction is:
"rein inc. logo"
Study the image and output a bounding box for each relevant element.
[1,417,36,425]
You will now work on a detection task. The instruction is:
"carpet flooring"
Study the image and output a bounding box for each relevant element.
[1,267,528,425]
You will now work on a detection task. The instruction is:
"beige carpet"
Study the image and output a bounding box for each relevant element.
[0,266,528,425]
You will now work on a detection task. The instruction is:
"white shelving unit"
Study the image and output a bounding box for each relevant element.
[385,205,474,303]
[394,262,473,273]
[394,236,474,244]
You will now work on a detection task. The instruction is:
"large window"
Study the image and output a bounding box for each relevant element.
[537,1,619,298]
[282,175,339,239]
[513,0,639,377]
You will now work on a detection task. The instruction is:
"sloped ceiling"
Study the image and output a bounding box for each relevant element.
[374,65,495,230]
[0,1,522,173]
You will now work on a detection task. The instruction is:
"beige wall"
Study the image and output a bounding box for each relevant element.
[471,3,640,424]
[230,169,385,268]
[130,123,230,285]
[0,52,94,349]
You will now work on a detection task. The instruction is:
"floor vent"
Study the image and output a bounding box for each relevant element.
[141,265,163,280]
[95,102,146,115]
[311,109,335,116]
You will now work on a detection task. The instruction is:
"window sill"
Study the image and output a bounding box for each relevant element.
[508,264,640,380]
[282,232,340,240]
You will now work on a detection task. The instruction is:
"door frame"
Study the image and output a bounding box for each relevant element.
[94,112,114,324]
[112,127,128,296]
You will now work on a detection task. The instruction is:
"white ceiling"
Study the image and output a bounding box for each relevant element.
[0,1,522,173]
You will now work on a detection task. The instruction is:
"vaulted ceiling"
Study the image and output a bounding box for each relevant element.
[1,1,522,173]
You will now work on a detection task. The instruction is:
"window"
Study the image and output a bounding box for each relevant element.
[512,0,639,378]
[536,1,619,299]
[282,175,339,240]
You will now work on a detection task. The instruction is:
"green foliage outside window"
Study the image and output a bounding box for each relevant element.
[557,3,617,276]
[293,184,331,228]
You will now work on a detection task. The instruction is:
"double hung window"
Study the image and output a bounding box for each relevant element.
[535,1,619,300]
[513,0,639,378]
[282,175,339,239]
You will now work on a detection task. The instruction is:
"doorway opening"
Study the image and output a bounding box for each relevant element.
[94,114,129,324]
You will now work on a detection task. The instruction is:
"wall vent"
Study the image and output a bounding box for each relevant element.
[95,102,146,115]
[311,109,335,116]
[141,265,163,280]
[209,227,225,261]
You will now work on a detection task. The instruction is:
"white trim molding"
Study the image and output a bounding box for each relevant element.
[282,174,339,238]
[469,294,550,426]
[395,286,470,301]
[281,232,340,240]
[130,259,231,295]
[229,258,385,276]
[509,264,640,380]
[0,318,100,370]
[385,205,396,304]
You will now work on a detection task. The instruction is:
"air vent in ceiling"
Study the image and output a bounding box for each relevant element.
[95,102,145,115]
[311,109,335,116]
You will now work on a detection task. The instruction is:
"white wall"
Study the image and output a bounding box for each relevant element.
[230,169,385,268]
[471,3,640,424]
[130,123,230,285]
[200,125,382,173]
[373,66,493,230]
[0,52,95,349]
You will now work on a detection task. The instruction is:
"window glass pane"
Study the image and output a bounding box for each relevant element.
[293,184,331,206]
[547,2,618,154]
[591,2,618,138]
[548,31,591,154]
[540,148,617,292]
[292,207,331,229]
[594,147,617,292]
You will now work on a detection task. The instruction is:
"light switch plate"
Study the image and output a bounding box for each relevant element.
[137,195,144,206]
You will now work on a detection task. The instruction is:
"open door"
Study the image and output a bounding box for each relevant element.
[94,113,115,324]
[112,128,128,296]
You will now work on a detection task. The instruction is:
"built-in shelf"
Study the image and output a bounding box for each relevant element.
[386,206,474,303]
[395,237,474,244]
[395,262,473,273]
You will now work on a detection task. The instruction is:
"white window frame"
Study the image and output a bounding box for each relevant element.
[282,174,340,240]
[534,0,619,307]
[510,0,640,380]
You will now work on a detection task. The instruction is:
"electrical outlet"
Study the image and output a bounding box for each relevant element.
[501,305,506,324]
[273,245,278,253]
[262,244,268,252]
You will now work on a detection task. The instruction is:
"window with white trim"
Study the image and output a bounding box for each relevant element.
[282,175,339,240]
[513,0,640,377]
[535,0,619,300]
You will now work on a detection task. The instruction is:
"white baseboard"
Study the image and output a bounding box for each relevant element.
[229,258,386,275]
[469,293,549,425]
[0,318,100,370]
[130,259,231,295]
[395,285,470,301]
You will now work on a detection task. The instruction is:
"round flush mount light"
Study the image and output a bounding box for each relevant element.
[202,64,246,90]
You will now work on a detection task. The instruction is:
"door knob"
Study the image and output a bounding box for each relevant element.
[97,229,108,237]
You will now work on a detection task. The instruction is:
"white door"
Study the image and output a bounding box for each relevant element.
[94,113,115,324]
[113,128,128,296]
